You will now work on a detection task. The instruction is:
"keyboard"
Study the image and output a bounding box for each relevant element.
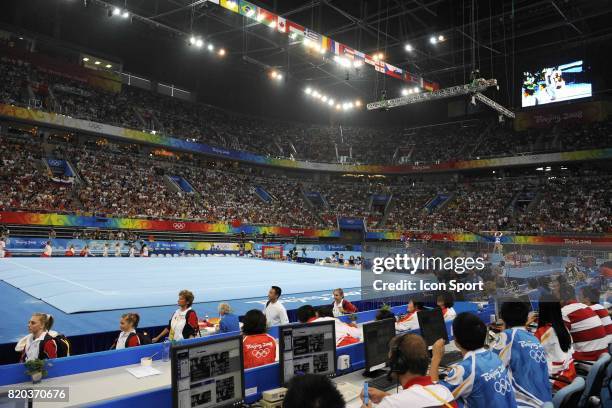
[368,374,399,391]
[335,382,361,402]
[440,351,463,367]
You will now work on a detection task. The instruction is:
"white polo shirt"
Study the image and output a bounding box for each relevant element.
[264,300,289,327]
[376,376,457,408]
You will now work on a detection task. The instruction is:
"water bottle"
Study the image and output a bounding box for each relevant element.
[162,338,170,362]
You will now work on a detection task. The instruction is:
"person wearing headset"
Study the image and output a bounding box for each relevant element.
[361,333,457,408]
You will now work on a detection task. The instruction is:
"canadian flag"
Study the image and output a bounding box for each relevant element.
[277,16,287,33]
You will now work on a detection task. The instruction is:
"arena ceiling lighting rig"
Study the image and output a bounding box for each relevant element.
[366,78,515,119]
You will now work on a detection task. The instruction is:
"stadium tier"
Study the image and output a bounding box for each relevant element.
[0,1,611,408]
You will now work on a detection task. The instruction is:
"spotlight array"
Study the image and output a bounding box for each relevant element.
[109,7,129,18]
[270,70,283,81]
[429,34,446,44]
[304,87,361,111]
[187,35,225,56]
[401,87,421,96]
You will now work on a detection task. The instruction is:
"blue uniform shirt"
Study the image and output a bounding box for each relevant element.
[439,348,517,408]
[219,313,240,333]
[492,328,552,407]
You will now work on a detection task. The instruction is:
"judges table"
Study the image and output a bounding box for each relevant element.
[0,303,486,408]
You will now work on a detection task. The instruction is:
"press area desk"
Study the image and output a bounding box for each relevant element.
[0,303,486,408]
[0,343,460,408]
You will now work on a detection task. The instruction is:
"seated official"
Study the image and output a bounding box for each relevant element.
[242,309,276,369]
[396,300,424,332]
[17,313,58,362]
[535,295,576,390]
[580,286,612,342]
[315,306,361,347]
[492,301,552,407]
[362,333,457,408]
[297,305,317,324]
[284,374,345,408]
[111,313,150,349]
[218,303,240,333]
[437,293,457,321]
[332,288,358,316]
[559,284,608,361]
[430,312,517,407]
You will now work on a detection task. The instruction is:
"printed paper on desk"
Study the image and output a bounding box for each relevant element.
[126,366,162,378]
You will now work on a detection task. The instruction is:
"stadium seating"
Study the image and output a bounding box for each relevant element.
[553,376,585,408]
[1,54,611,167]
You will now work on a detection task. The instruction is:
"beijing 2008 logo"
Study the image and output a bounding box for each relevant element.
[172,222,186,230]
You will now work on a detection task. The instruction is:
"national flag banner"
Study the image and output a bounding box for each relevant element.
[277,16,287,33]
[239,0,258,19]
[354,50,366,61]
[333,40,341,55]
[321,36,331,52]
[364,54,375,66]
[341,44,356,60]
[220,0,239,12]
[304,28,321,44]
[257,8,277,27]
[385,63,402,79]
[287,20,305,37]
[374,61,385,73]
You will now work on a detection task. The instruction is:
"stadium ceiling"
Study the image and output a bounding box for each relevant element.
[108,0,612,97]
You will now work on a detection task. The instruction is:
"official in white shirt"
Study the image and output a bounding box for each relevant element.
[263,286,289,327]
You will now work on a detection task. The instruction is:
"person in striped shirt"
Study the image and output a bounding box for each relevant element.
[534,295,576,390]
[560,284,608,361]
[492,301,552,407]
[580,286,612,342]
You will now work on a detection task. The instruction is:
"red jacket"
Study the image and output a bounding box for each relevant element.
[332,299,358,314]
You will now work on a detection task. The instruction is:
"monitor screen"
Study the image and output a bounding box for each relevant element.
[0,393,31,408]
[171,336,245,408]
[279,320,337,385]
[363,318,396,373]
[521,60,591,107]
[417,309,448,347]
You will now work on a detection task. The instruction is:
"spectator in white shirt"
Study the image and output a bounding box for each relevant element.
[263,286,289,327]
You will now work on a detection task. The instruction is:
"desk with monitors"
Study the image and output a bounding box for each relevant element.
[279,321,337,385]
[172,336,245,408]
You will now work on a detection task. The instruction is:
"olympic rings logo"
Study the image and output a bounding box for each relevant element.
[172,222,186,230]
[529,349,547,363]
[251,349,270,359]
[494,378,512,395]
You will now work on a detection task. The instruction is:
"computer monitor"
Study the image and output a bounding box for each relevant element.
[0,392,32,408]
[363,318,396,377]
[171,335,245,408]
[279,320,337,385]
[417,308,449,347]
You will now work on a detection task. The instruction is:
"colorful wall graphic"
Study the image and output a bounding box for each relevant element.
[0,211,340,238]
[2,104,611,175]
[366,231,612,247]
[2,212,611,247]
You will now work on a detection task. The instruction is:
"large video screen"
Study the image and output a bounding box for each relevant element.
[522,60,591,107]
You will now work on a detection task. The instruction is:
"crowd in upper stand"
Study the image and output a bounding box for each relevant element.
[1,55,612,166]
[1,130,610,234]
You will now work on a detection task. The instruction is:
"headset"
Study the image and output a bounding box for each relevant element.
[388,333,411,376]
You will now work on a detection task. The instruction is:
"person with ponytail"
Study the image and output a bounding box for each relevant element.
[112,313,147,349]
[16,313,58,362]
[535,295,577,390]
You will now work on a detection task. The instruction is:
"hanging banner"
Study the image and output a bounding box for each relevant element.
[212,1,439,89]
